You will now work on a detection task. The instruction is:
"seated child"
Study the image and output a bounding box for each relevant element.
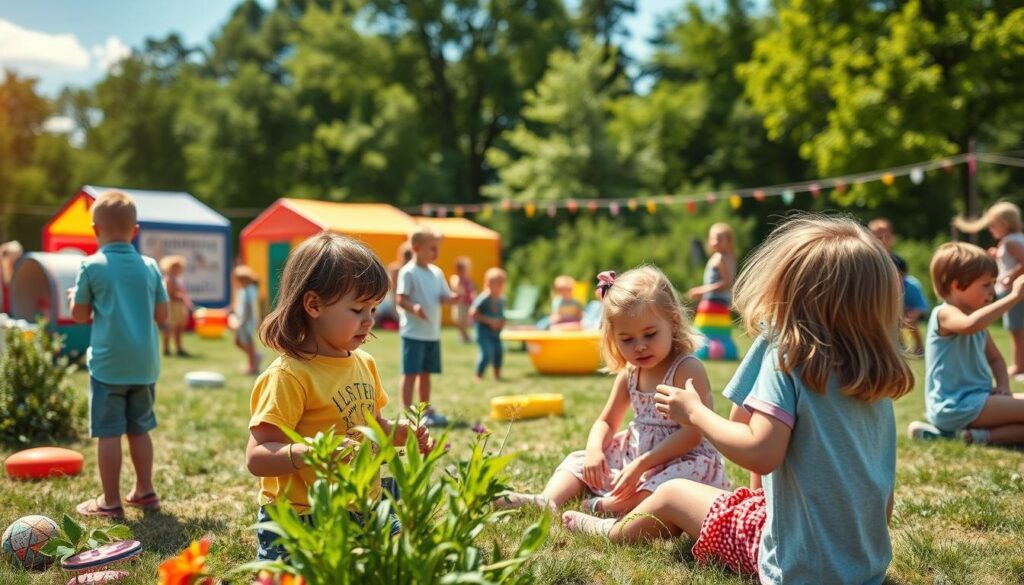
[549,275,583,331]
[909,242,1024,445]
[496,267,729,515]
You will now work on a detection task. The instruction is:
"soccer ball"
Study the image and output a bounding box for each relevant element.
[2,515,58,570]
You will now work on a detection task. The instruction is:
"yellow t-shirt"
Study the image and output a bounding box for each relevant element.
[248,349,389,511]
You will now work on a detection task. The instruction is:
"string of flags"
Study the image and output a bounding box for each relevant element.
[410,151,1024,219]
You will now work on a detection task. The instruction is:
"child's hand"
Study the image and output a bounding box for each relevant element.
[687,287,702,299]
[993,383,1012,396]
[330,437,362,464]
[607,458,644,501]
[582,450,610,490]
[409,422,435,454]
[654,379,705,425]
[1011,274,1024,299]
[492,319,505,331]
[412,303,427,319]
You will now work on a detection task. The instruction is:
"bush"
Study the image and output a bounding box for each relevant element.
[0,324,83,447]
[244,416,548,584]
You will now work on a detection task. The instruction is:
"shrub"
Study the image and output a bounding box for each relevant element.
[243,415,548,584]
[0,324,83,447]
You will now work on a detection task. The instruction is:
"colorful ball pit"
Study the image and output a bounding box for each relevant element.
[500,329,602,375]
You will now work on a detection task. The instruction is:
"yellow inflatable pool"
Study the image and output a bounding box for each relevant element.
[490,393,564,421]
[500,329,602,375]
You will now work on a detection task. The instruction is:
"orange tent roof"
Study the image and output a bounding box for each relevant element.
[417,217,499,240]
[283,199,416,235]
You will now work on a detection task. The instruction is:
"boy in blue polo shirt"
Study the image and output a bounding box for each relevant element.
[68,190,169,518]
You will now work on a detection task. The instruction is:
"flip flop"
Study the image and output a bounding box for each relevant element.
[76,496,125,519]
[124,492,161,511]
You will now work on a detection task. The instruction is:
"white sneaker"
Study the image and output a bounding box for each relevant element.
[907,420,951,441]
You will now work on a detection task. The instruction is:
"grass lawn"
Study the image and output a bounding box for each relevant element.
[3,326,1024,584]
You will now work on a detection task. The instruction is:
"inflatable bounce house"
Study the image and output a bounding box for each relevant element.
[42,186,232,307]
[240,199,501,315]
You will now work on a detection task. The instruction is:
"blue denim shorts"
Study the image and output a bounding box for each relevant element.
[401,337,441,375]
[89,377,157,438]
[1004,299,1024,331]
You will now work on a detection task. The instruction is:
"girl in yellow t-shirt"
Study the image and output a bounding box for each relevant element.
[245,232,433,561]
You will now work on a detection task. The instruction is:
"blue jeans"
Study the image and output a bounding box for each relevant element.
[475,328,503,377]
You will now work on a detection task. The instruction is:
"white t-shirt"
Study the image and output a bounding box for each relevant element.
[396,262,451,341]
[996,232,1024,295]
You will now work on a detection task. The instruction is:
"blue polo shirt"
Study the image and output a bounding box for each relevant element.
[74,242,168,385]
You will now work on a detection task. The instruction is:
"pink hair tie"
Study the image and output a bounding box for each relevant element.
[595,271,617,300]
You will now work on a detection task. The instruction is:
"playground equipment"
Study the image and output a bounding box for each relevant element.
[500,329,602,375]
[490,393,565,421]
[9,252,91,358]
[694,298,738,360]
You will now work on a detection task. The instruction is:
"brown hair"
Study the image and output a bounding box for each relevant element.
[259,232,389,359]
[158,254,186,274]
[409,224,442,247]
[233,264,259,285]
[929,242,998,299]
[599,266,701,373]
[953,201,1023,234]
[733,215,913,402]
[484,267,506,284]
[91,190,137,237]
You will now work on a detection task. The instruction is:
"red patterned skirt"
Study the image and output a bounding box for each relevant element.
[691,487,766,576]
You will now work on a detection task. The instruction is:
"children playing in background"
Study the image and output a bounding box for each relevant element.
[908,242,1024,445]
[68,190,169,518]
[231,264,262,375]
[449,257,475,343]
[396,225,459,427]
[159,254,193,357]
[246,233,433,561]
[690,223,738,361]
[469,267,506,381]
[953,202,1024,379]
[548,275,583,331]
[496,267,729,516]
[565,217,912,584]
[869,217,928,356]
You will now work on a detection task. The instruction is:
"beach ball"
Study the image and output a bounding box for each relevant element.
[2,515,58,570]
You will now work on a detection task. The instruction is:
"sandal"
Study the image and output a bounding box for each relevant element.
[125,492,161,511]
[76,496,125,519]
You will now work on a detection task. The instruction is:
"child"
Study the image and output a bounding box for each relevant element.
[159,254,193,357]
[395,225,458,427]
[869,217,929,355]
[449,257,475,343]
[689,223,738,360]
[953,202,1024,378]
[564,217,913,584]
[231,264,262,375]
[245,233,433,561]
[68,190,169,518]
[469,267,506,381]
[496,267,729,515]
[549,275,583,331]
[908,242,1024,445]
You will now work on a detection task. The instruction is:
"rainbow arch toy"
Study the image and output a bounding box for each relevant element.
[694,299,737,361]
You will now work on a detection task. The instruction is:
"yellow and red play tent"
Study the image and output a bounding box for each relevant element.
[240,199,501,312]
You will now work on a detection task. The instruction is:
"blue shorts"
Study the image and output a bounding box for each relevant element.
[1005,300,1024,331]
[903,275,929,315]
[401,337,441,375]
[928,389,990,433]
[89,377,157,438]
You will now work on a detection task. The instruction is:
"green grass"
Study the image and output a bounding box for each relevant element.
[3,327,1024,584]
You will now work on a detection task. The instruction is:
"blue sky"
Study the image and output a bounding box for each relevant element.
[0,0,684,97]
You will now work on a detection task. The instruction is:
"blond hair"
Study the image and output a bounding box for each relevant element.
[259,233,389,360]
[158,254,186,274]
[553,275,576,291]
[709,222,736,257]
[409,224,442,247]
[484,267,506,284]
[929,242,997,299]
[233,264,259,285]
[599,266,701,373]
[733,215,913,402]
[91,190,137,237]
[953,201,1023,234]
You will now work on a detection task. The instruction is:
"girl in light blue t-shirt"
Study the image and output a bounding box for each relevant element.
[563,217,914,585]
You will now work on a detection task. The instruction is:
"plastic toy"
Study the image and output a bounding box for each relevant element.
[2,515,58,570]
[62,540,142,573]
[500,330,602,374]
[491,393,564,421]
[694,299,738,360]
[185,371,226,389]
[193,308,229,339]
[67,571,130,584]
[5,447,84,480]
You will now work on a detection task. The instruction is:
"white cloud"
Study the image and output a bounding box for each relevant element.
[92,36,132,73]
[0,19,90,72]
[43,116,75,134]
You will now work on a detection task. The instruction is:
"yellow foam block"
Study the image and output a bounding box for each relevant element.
[490,393,564,421]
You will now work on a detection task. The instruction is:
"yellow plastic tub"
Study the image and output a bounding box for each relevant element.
[500,329,602,375]
[490,393,564,421]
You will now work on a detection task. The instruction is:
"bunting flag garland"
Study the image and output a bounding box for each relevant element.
[408,151,1024,218]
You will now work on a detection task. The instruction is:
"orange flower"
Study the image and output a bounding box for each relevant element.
[158,538,213,585]
[279,575,307,585]
[253,572,307,585]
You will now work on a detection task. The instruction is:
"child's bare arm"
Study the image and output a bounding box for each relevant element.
[396,294,426,319]
[246,423,311,476]
[984,332,1010,394]
[154,301,168,325]
[939,277,1024,335]
[1002,239,1024,284]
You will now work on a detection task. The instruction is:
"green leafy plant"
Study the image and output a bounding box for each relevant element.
[0,323,83,447]
[241,407,547,584]
[39,513,133,563]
